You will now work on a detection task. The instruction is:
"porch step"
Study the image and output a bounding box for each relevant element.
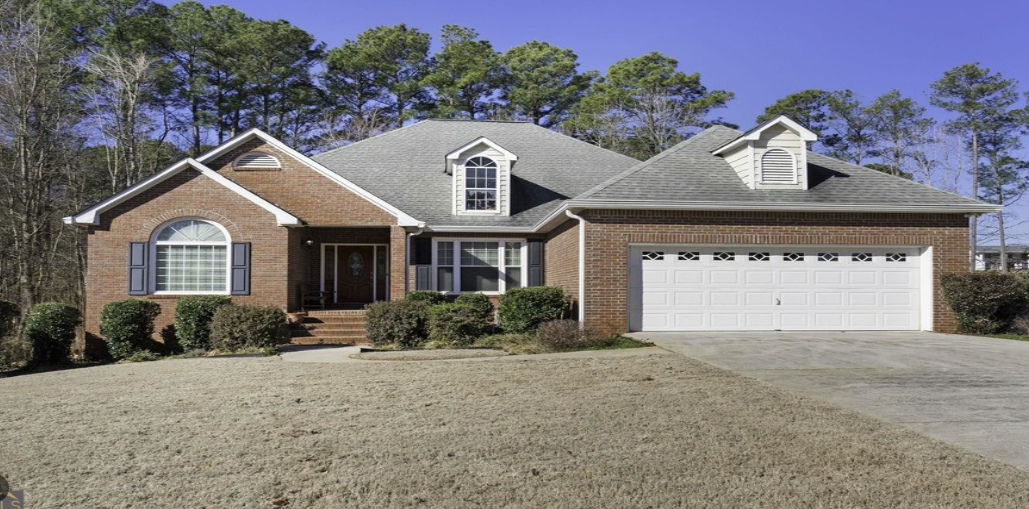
[289,310,369,345]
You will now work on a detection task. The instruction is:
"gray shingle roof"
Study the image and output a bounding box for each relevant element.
[577,125,994,211]
[312,119,639,227]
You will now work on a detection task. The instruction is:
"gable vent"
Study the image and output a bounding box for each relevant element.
[234,151,281,169]
[760,148,796,183]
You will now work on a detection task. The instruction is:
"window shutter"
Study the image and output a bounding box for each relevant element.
[231,242,251,295]
[413,237,432,265]
[128,242,149,295]
[527,240,543,286]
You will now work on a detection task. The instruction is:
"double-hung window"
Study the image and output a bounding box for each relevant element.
[153,219,230,293]
[464,157,498,212]
[434,240,525,293]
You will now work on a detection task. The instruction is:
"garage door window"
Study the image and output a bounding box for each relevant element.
[887,253,907,262]
[678,252,699,261]
[852,252,872,262]
[818,252,839,262]
[784,252,804,261]
[642,251,664,261]
[714,252,735,261]
[748,252,770,261]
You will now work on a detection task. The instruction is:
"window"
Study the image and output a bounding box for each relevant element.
[435,239,525,293]
[784,252,804,262]
[678,252,700,261]
[886,253,907,262]
[760,148,797,183]
[233,151,281,169]
[852,253,872,262]
[153,219,229,293]
[464,157,498,212]
[642,251,664,261]
[749,252,770,261]
[714,251,735,261]
[818,252,839,262]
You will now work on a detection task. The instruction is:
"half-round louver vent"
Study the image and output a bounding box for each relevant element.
[234,151,281,169]
[760,148,796,183]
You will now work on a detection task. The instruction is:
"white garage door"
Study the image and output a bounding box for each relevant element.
[628,246,924,331]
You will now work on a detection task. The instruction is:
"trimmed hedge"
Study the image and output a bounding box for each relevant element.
[210,305,290,350]
[498,286,568,333]
[365,300,429,348]
[0,300,17,340]
[100,299,161,359]
[25,303,80,365]
[428,303,486,347]
[454,293,494,323]
[405,291,446,305]
[942,272,1029,334]
[175,295,231,350]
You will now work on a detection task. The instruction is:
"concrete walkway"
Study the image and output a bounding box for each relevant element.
[279,345,672,364]
[631,331,1029,470]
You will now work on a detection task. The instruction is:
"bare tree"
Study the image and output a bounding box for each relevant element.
[910,126,967,194]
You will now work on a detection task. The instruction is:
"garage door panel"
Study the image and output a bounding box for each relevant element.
[630,246,922,331]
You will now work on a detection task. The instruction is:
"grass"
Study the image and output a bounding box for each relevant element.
[2,353,1029,507]
[989,333,1029,342]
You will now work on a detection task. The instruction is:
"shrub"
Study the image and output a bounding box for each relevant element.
[454,293,494,323]
[942,272,1029,334]
[405,291,446,305]
[498,286,568,333]
[100,299,162,360]
[536,319,601,351]
[124,350,163,363]
[209,305,290,351]
[1013,315,1029,334]
[364,300,429,348]
[25,303,80,366]
[427,303,487,347]
[175,295,231,350]
[0,300,18,340]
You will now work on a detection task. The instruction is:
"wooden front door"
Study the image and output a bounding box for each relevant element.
[332,246,374,305]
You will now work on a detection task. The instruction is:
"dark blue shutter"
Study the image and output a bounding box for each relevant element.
[413,237,432,265]
[231,242,251,295]
[128,242,149,295]
[527,239,543,286]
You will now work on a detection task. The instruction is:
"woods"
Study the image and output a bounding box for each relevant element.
[1,0,1028,324]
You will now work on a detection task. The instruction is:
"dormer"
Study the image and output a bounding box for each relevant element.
[712,115,817,190]
[446,137,517,216]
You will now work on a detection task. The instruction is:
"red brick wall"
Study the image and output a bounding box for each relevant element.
[84,168,290,354]
[544,220,580,303]
[581,210,969,334]
[207,139,397,226]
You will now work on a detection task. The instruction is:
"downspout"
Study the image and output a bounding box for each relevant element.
[564,209,586,325]
[404,225,425,295]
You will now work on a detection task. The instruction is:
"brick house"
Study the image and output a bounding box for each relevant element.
[66,116,998,348]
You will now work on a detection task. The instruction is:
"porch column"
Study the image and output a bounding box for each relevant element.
[389,225,407,300]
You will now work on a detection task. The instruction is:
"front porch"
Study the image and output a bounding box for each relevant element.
[290,226,407,313]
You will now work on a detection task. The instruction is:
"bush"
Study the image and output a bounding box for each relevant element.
[454,293,494,323]
[209,305,290,351]
[100,299,161,360]
[427,303,487,347]
[498,286,569,333]
[0,300,18,340]
[942,272,1029,334]
[536,319,601,351]
[25,303,80,366]
[124,350,163,363]
[364,300,429,348]
[405,291,446,305]
[175,296,231,350]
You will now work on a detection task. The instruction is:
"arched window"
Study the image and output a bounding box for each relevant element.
[760,148,797,183]
[152,219,230,293]
[233,151,281,169]
[464,157,498,211]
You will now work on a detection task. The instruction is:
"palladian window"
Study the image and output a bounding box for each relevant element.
[464,157,498,211]
[153,219,229,293]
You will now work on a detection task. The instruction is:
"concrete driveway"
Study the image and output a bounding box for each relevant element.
[632,331,1029,470]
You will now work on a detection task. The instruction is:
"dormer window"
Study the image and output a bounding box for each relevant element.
[760,148,797,184]
[233,151,281,170]
[464,157,498,211]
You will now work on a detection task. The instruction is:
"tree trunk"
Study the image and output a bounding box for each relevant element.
[969,133,979,271]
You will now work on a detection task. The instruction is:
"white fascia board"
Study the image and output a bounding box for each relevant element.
[712,115,818,155]
[196,129,421,227]
[65,158,302,227]
[445,136,518,162]
[565,199,1002,214]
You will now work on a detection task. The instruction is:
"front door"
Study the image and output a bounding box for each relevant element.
[322,245,375,306]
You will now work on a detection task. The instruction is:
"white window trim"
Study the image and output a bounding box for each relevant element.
[461,157,500,214]
[431,238,527,295]
[150,218,232,295]
[759,148,799,184]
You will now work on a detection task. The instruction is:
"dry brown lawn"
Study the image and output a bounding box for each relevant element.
[2,352,1028,508]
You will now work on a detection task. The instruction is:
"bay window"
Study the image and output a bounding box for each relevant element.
[433,239,525,294]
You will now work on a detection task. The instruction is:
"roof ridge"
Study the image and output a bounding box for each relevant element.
[806,151,986,205]
[576,126,730,200]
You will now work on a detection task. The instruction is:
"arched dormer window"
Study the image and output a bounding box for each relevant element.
[760,148,797,184]
[152,219,230,293]
[464,157,498,212]
[233,151,281,169]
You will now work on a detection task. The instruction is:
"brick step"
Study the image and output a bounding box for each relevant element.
[301,316,366,324]
[289,336,370,345]
[290,327,366,337]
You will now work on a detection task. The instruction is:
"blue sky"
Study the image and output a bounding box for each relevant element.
[195,0,1029,237]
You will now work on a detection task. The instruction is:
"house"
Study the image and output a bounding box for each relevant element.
[975,245,1029,271]
[65,116,999,347]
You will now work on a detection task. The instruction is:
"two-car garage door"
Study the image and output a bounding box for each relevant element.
[628,246,925,331]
